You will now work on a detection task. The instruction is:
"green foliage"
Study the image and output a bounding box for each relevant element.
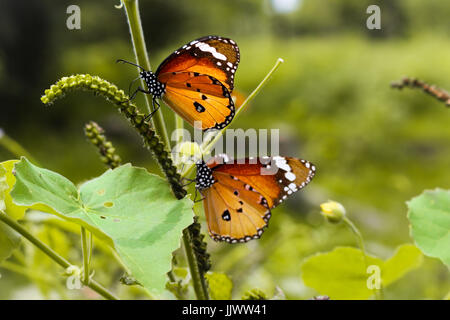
[10,157,194,294]
[0,164,6,211]
[242,288,268,300]
[2,0,450,300]
[1,160,26,220]
[0,162,22,263]
[407,189,450,267]
[301,245,423,299]
[206,272,233,300]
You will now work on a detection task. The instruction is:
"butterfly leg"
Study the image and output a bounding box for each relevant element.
[181,177,195,187]
[193,189,206,203]
[121,86,151,105]
[143,98,161,122]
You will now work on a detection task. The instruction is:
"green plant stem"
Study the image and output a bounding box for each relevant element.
[0,211,118,300]
[0,131,39,165]
[122,0,209,300]
[343,216,367,266]
[342,216,383,300]
[175,114,184,145]
[1,260,54,284]
[122,0,170,148]
[181,58,284,178]
[81,227,90,284]
[174,94,209,300]
[182,229,209,300]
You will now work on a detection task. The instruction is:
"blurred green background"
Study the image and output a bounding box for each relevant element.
[0,0,449,299]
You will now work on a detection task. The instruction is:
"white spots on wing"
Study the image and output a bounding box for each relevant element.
[217,61,222,66]
[288,183,298,192]
[273,156,292,172]
[285,171,296,181]
[195,42,227,61]
[227,61,233,68]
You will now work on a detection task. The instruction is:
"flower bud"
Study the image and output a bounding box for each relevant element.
[175,141,202,165]
[320,200,346,223]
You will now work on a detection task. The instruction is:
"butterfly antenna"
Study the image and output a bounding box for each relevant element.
[116,59,146,72]
[128,76,141,97]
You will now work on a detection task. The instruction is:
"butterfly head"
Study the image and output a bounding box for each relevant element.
[140,70,166,98]
[195,160,215,191]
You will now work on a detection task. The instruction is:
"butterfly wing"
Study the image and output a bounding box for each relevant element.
[158,72,235,130]
[156,35,239,92]
[202,155,315,243]
[207,155,316,208]
[203,172,271,243]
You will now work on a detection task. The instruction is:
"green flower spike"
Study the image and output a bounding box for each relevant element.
[84,121,122,169]
[41,74,186,199]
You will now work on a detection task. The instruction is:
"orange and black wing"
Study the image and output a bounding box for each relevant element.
[203,171,271,243]
[158,72,235,130]
[207,155,316,209]
[156,35,240,92]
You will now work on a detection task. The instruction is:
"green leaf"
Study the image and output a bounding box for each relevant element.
[382,244,423,286]
[206,272,233,300]
[407,188,450,267]
[0,224,21,263]
[11,158,194,294]
[1,160,27,220]
[0,163,21,263]
[301,247,382,300]
[0,164,7,211]
[301,244,423,300]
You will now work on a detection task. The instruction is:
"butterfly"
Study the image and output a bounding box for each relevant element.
[195,154,316,243]
[118,35,240,131]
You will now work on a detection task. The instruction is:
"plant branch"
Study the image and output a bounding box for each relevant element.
[122,0,170,147]
[391,77,450,107]
[81,227,90,284]
[0,210,118,300]
[120,0,210,300]
[41,74,186,199]
[342,216,383,300]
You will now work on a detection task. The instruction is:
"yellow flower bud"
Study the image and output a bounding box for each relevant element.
[320,200,346,223]
[179,141,201,157]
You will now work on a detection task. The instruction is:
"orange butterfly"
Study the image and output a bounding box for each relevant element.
[195,155,316,243]
[119,35,240,131]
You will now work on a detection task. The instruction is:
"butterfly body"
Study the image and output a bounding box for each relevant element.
[140,70,166,98]
[124,35,240,131]
[195,155,316,243]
